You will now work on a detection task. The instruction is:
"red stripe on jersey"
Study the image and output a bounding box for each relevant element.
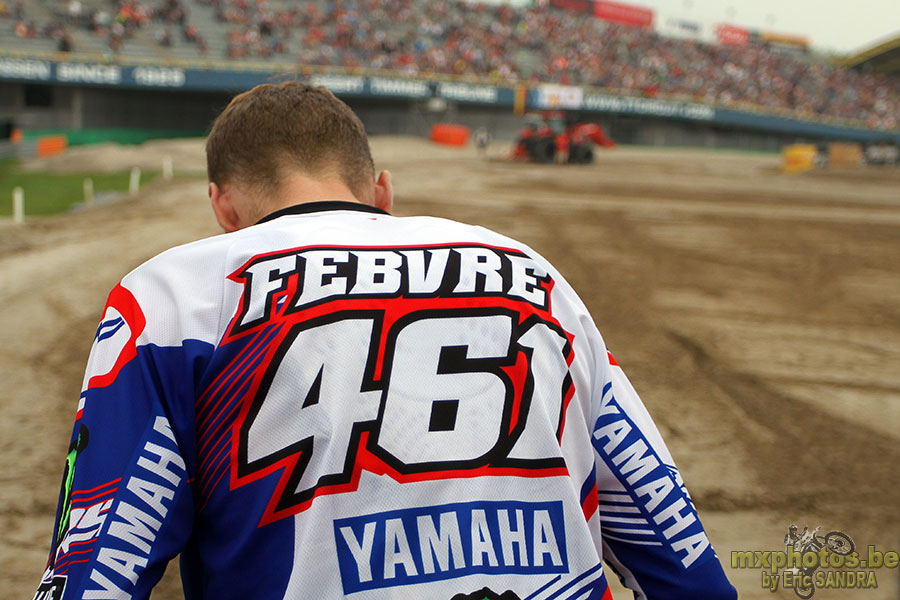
[70,478,122,497]
[581,482,599,521]
[70,489,117,506]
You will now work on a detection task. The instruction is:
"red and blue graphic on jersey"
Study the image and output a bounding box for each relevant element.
[196,244,578,526]
[84,283,146,392]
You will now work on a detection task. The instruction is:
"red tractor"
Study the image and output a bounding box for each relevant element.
[512,111,615,164]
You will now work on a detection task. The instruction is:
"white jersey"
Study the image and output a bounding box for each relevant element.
[36,201,735,600]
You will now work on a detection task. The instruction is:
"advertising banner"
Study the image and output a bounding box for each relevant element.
[0,57,52,81]
[593,1,654,28]
[716,24,750,47]
[582,93,715,121]
[0,56,524,106]
[367,77,431,98]
[536,84,584,110]
[437,82,500,104]
[549,0,593,14]
[308,74,366,95]
[656,16,704,42]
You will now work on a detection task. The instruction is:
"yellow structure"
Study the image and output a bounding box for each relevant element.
[782,144,817,173]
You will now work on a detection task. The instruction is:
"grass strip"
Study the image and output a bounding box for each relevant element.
[0,159,159,216]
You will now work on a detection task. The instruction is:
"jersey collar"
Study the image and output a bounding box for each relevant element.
[256,201,390,225]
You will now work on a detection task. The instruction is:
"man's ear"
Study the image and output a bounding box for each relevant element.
[373,170,393,213]
[209,181,241,233]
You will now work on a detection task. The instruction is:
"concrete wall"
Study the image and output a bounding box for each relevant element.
[0,83,826,152]
[79,87,230,131]
[0,83,81,130]
[0,83,231,132]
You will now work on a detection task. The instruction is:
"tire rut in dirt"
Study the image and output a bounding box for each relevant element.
[668,329,900,521]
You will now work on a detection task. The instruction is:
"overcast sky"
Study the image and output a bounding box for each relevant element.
[636,0,900,54]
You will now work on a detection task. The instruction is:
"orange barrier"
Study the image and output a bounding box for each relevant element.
[36,135,67,157]
[430,124,470,147]
[10,129,23,143]
[828,142,862,168]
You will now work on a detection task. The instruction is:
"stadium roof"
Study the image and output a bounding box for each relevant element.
[840,34,900,75]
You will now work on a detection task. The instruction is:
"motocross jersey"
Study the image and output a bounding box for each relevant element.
[36,201,736,600]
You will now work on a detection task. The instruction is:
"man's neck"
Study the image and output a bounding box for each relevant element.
[262,175,366,217]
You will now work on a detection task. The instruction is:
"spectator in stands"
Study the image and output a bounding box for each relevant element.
[156,27,172,47]
[108,19,125,52]
[67,0,82,19]
[156,0,187,25]
[89,8,110,35]
[14,18,35,38]
[57,28,73,52]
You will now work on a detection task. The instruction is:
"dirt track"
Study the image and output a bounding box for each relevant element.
[2,138,898,599]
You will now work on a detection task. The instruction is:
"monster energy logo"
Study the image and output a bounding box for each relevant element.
[54,424,89,560]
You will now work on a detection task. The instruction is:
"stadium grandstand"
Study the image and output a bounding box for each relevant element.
[842,34,900,77]
[1,0,899,151]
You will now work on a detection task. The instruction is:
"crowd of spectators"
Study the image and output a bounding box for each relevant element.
[1,0,207,56]
[3,0,76,52]
[559,21,900,130]
[198,0,527,78]
[3,0,899,130]
[89,0,207,55]
[194,0,899,130]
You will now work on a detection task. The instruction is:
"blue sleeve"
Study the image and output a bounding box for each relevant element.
[34,283,212,600]
[591,353,737,600]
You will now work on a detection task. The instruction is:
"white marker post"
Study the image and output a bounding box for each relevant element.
[83,178,94,206]
[129,167,141,195]
[12,187,24,224]
[162,155,173,181]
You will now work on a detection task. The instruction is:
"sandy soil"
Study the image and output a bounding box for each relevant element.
[2,137,898,599]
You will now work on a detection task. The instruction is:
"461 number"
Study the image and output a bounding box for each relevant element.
[235,308,574,519]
